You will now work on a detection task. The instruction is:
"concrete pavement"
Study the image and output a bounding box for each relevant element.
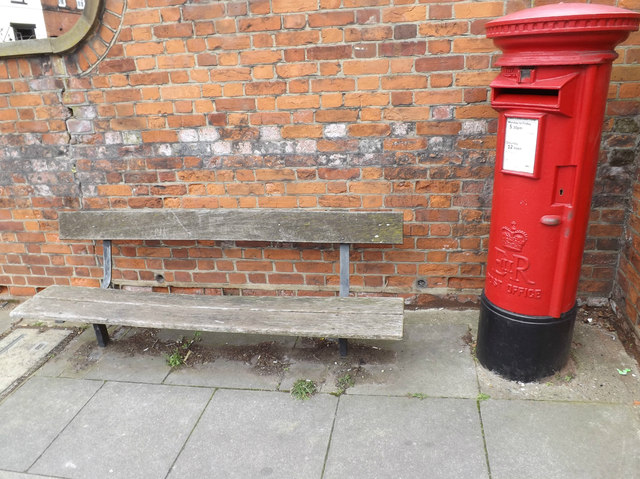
[0,308,639,479]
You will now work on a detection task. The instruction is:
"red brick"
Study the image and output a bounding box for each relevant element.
[161,85,201,99]
[379,41,426,57]
[277,95,320,110]
[383,6,426,22]
[154,23,193,38]
[129,72,169,85]
[211,68,252,82]
[315,110,358,123]
[275,31,319,46]
[307,46,352,60]
[245,82,286,96]
[381,75,427,90]
[238,16,281,32]
[416,56,464,72]
[182,4,225,20]
[272,0,316,13]
[419,21,468,37]
[142,130,180,142]
[454,2,503,19]
[308,11,354,27]
[99,59,136,73]
[348,123,390,137]
[311,78,355,92]
[281,125,323,138]
[9,94,41,107]
[276,63,317,78]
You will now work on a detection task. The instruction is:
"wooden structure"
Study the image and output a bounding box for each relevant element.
[11,209,405,355]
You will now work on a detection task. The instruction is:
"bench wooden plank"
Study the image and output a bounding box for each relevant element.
[59,209,404,244]
[11,286,404,341]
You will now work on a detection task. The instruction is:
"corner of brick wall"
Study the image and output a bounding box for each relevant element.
[604,2,640,341]
[612,150,640,342]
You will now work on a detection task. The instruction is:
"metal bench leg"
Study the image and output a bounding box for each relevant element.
[93,324,110,347]
[339,338,348,357]
[94,239,112,347]
[338,244,350,357]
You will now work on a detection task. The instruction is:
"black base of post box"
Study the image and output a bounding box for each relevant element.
[476,293,577,382]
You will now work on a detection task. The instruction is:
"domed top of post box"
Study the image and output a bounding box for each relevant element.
[486,3,640,66]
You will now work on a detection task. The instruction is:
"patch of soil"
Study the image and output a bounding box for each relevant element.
[83,328,291,375]
[290,337,396,365]
[331,362,369,388]
[70,341,103,372]
[110,329,221,365]
[218,342,290,376]
[461,327,475,353]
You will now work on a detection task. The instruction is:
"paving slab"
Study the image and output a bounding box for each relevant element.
[30,382,213,479]
[477,321,640,403]
[481,399,640,479]
[84,351,171,383]
[346,316,479,398]
[0,328,73,396]
[0,377,102,472]
[168,389,337,478]
[324,395,489,479]
[34,327,105,379]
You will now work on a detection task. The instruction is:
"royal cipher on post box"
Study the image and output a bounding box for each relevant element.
[476,4,640,382]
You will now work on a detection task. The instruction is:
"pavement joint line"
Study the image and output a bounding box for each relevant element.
[319,394,342,479]
[476,399,493,479]
[471,341,493,479]
[163,387,219,479]
[344,391,480,400]
[26,379,107,475]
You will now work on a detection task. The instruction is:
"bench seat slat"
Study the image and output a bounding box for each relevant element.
[59,209,404,244]
[11,286,404,341]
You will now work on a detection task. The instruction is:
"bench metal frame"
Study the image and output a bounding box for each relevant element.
[94,239,354,354]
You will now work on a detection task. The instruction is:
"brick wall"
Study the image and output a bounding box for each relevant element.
[0,0,638,315]
[613,130,640,340]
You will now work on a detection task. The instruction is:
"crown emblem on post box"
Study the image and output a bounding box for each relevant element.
[501,221,528,251]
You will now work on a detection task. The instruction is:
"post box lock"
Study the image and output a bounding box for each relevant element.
[540,215,561,226]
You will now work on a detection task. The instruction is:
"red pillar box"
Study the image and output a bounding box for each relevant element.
[476,4,640,382]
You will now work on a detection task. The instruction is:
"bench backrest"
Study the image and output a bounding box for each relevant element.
[59,209,404,244]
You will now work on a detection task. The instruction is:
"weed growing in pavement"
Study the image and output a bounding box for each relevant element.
[331,373,355,397]
[291,379,317,400]
[166,350,184,367]
[164,331,202,368]
[409,393,429,400]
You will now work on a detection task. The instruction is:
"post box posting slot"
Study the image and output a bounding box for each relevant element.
[491,69,578,115]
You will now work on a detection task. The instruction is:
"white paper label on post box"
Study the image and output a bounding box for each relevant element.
[502,118,539,175]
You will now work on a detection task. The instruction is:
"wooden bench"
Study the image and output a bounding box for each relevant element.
[11,209,405,355]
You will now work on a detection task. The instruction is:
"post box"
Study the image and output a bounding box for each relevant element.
[476,4,640,382]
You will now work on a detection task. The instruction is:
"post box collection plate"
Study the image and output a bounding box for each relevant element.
[476,3,640,382]
[502,117,539,175]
